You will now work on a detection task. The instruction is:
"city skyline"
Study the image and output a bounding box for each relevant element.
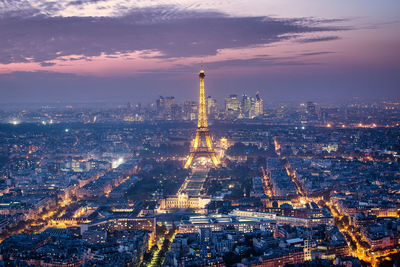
[1,2,400,266]
[1,0,399,103]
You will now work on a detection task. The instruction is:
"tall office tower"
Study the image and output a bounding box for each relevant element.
[306,101,317,120]
[156,96,165,116]
[225,94,241,118]
[185,66,220,168]
[171,104,182,120]
[165,96,175,118]
[183,101,198,121]
[299,103,307,123]
[277,105,286,119]
[241,94,252,118]
[254,91,263,117]
[206,96,218,119]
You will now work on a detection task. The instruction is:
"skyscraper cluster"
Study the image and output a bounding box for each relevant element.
[225,92,263,119]
[153,92,263,121]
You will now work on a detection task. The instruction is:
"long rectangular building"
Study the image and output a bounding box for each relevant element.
[230,210,334,227]
[178,214,273,234]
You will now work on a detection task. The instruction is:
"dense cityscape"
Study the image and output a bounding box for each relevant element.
[1,0,399,266]
[0,76,399,266]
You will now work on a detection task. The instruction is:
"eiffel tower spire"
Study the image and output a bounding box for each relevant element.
[184,66,220,168]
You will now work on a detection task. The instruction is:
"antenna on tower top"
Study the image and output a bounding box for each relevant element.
[200,61,205,74]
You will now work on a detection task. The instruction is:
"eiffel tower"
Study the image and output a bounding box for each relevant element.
[184,66,220,168]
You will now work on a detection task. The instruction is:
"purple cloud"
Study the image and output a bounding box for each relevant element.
[0,6,346,65]
[297,36,341,43]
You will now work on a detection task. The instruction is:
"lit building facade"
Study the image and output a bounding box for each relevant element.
[178,214,273,234]
[254,91,263,117]
[225,94,241,117]
[207,96,218,119]
[183,101,197,121]
[159,193,211,212]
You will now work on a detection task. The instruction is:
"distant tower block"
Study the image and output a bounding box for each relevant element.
[185,66,220,168]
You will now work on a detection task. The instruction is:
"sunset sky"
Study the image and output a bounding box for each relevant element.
[1,0,399,103]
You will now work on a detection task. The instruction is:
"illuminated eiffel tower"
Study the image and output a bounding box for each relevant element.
[184,66,220,168]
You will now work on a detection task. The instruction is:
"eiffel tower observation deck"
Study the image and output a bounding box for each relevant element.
[184,66,220,169]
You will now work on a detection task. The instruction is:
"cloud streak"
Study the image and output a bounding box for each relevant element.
[0,6,345,65]
[297,36,341,43]
[301,51,335,56]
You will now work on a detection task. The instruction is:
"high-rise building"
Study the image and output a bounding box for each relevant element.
[207,96,218,119]
[156,96,165,116]
[299,103,307,123]
[277,105,286,119]
[165,96,175,119]
[254,91,263,117]
[241,94,252,118]
[306,101,317,120]
[306,101,315,112]
[183,101,198,121]
[225,94,241,118]
[171,104,182,120]
[240,92,263,119]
